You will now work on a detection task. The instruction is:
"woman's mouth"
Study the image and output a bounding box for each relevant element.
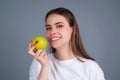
[50,37,61,43]
[51,37,60,41]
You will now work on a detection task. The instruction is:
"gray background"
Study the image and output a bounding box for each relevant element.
[0,0,120,80]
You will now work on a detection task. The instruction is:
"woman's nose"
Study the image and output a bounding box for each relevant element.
[50,28,57,35]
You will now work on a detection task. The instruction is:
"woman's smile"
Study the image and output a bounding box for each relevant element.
[51,37,60,41]
[50,36,62,44]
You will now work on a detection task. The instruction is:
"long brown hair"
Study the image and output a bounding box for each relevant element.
[45,7,94,61]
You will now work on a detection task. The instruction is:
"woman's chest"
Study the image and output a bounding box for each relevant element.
[48,61,88,80]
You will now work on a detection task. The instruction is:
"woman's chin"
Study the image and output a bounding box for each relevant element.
[51,44,59,49]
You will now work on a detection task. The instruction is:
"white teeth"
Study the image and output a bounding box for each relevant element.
[52,37,60,40]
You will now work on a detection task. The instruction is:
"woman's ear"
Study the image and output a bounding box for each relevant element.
[72,26,77,36]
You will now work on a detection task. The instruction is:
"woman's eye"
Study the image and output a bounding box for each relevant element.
[46,27,51,30]
[56,25,63,28]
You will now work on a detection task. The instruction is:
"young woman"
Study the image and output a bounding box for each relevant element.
[28,7,105,80]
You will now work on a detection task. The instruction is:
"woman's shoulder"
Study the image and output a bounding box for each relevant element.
[82,58,105,79]
[83,59,99,68]
[82,58,102,71]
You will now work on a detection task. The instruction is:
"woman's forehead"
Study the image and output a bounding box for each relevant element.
[46,14,68,25]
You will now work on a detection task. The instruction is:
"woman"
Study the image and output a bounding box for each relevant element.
[28,7,105,80]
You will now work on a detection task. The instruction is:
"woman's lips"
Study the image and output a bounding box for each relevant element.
[51,37,60,41]
[50,37,61,43]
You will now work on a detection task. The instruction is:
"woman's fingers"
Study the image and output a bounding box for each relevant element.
[35,49,48,63]
[35,50,42,59]
[28,42,49,66]
[28,42,36,56]
[35,50,44,58]
[28,41,32,49]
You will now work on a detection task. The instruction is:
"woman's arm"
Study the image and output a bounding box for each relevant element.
[37,66,49,80]
[28,42,49,80]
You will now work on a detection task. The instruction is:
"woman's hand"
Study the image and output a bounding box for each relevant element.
[28,42,49,67]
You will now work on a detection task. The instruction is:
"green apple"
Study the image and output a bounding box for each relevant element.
[32,36,48,50]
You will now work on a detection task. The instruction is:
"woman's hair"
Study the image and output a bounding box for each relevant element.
[45,7,94,61]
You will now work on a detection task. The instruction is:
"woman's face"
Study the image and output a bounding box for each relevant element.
[46,14,73,49]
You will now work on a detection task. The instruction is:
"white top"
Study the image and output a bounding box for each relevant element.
[29,53,105,80]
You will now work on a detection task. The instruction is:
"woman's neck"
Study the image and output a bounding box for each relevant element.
[54,46,75,61]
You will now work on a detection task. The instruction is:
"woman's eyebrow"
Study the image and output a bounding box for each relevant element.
[54,22,64,25]
[46,22,64,27]
[46,24,51,27]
